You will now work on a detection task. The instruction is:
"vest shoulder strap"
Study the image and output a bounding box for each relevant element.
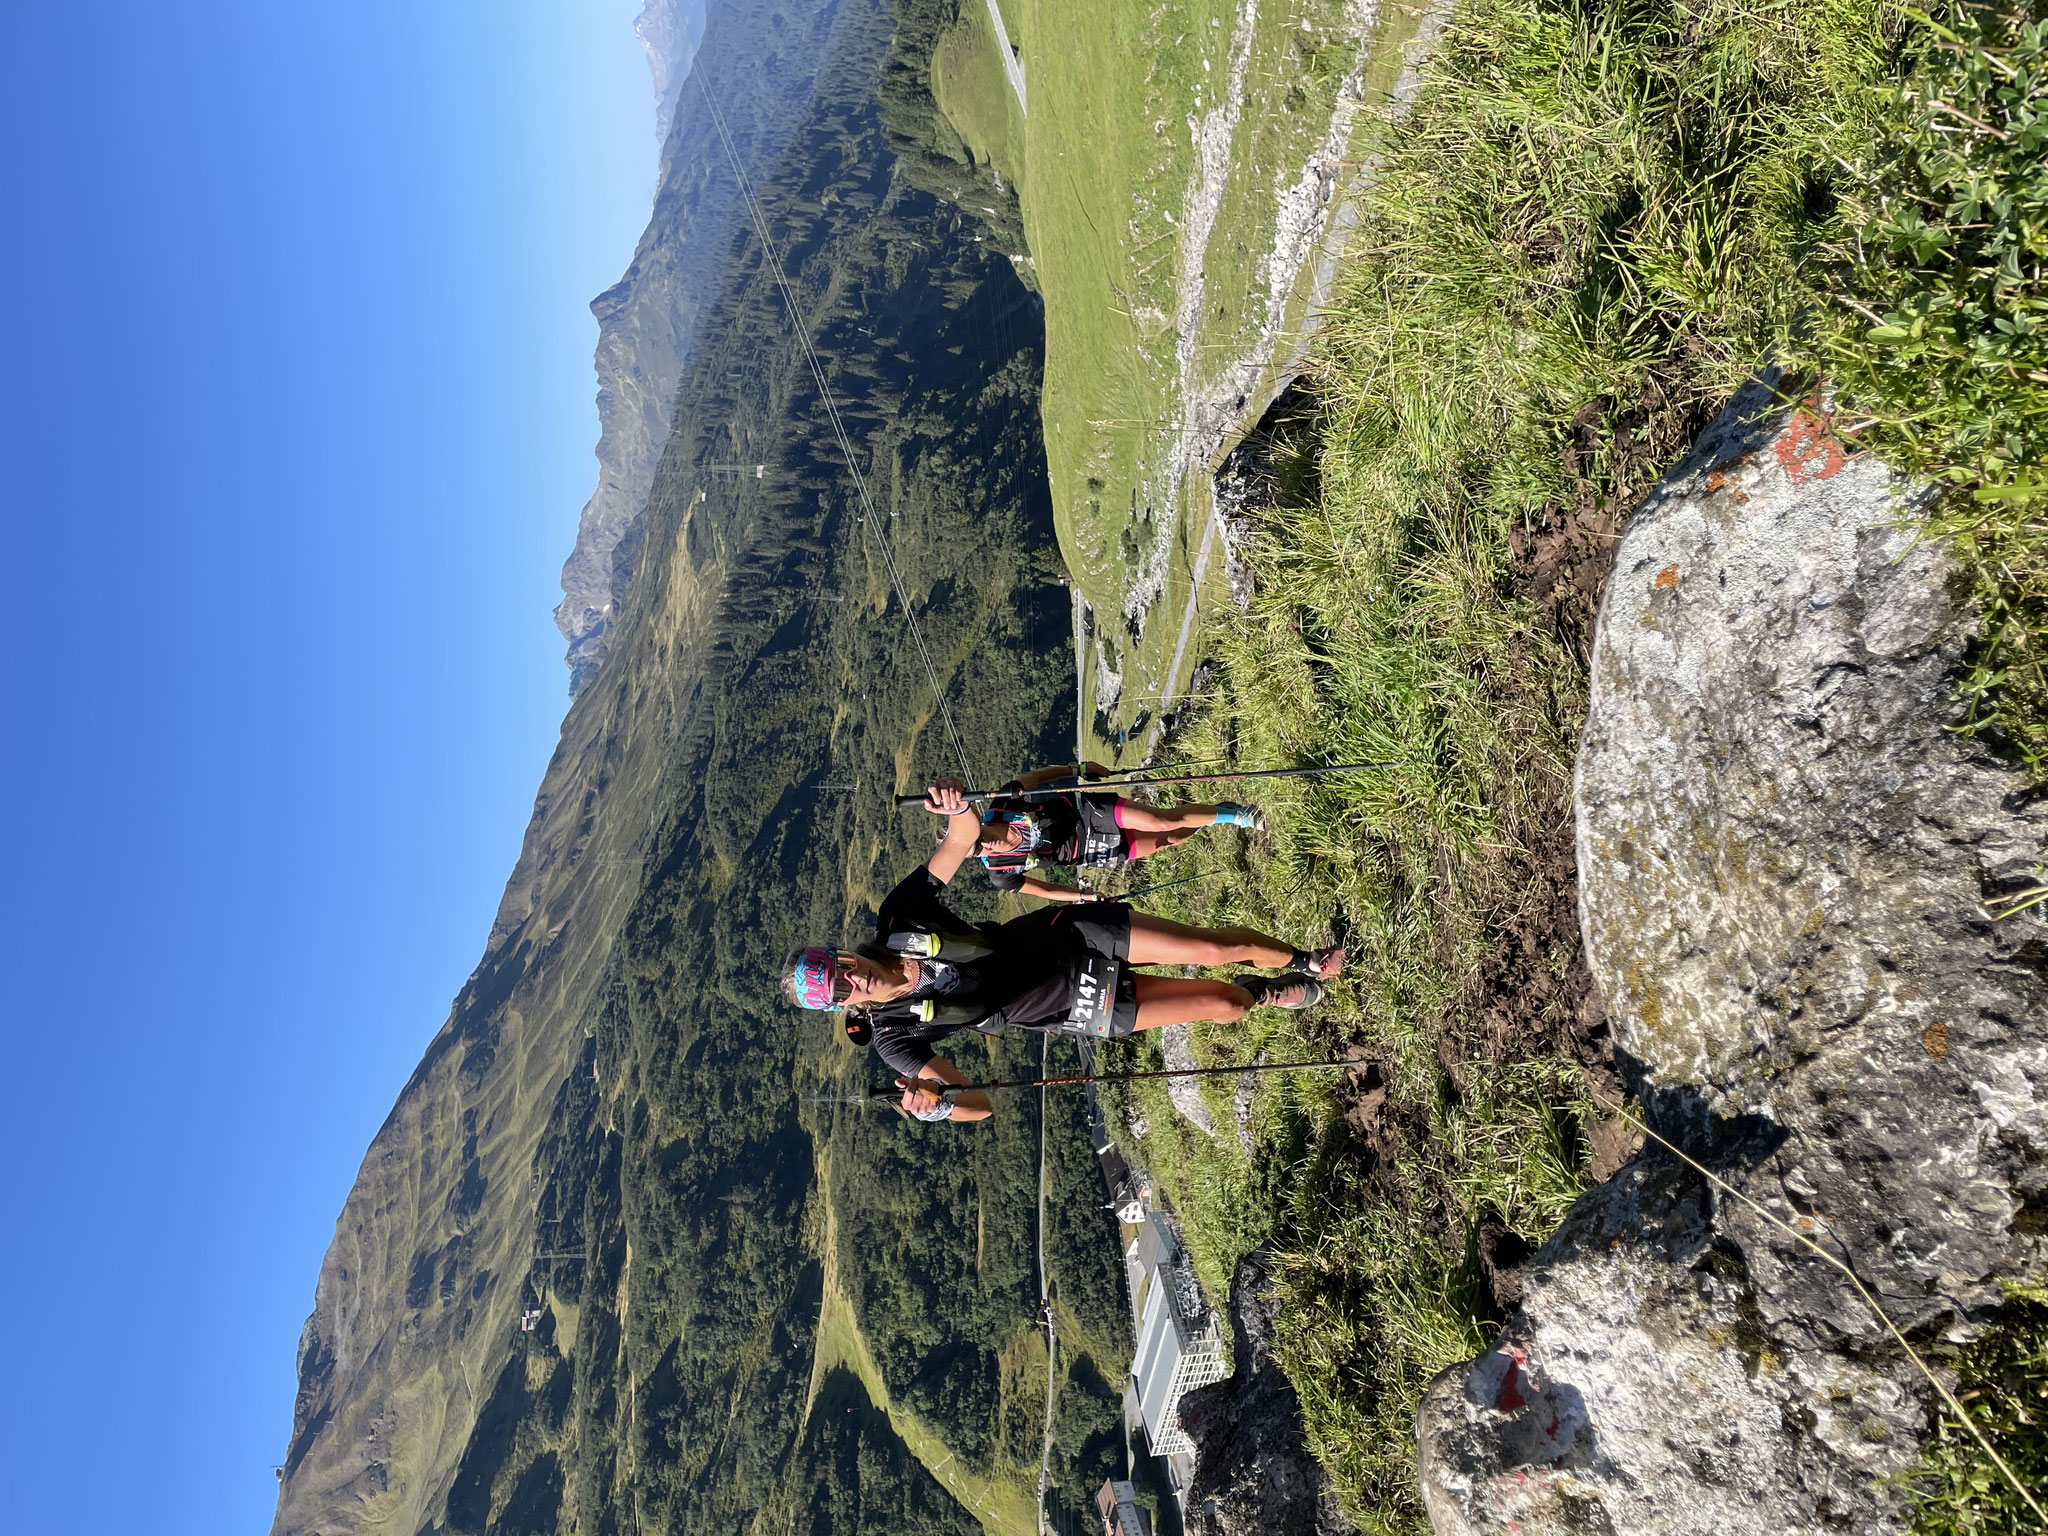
[883,927,997,963]
[871,998,994,1031]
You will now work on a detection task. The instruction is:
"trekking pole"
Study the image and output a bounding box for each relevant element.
[892,760,1396,808]
[1124,755,1230,775]
[865,1054,1358,1103]
[1089,870,1212,902]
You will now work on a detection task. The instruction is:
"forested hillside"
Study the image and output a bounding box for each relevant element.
[276,3,1127,1533]
[557,0,856,692]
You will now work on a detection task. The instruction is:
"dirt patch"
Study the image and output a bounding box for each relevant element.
[1583,1113,1642,1183]
[1447,811,1615,1090]
[1338,1059,1391,1153]
[1510,383,1720,659]
[1475,1220,1535,1313]
[1333,1052,1470,1263]
[1460,375,1723,1191]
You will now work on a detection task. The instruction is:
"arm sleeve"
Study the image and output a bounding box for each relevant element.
[876,865,962,936]
[873,1027,938,1078]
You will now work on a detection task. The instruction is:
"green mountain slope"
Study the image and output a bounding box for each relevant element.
[273,4,1127,1534]
[919,0,1438,761]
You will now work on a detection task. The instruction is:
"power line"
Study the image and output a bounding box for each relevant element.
[696,79,974,784]
[1036,1032,1057,1536]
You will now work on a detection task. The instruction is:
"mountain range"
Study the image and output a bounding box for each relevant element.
[555,0,855,695]
[272,5,1122,1533]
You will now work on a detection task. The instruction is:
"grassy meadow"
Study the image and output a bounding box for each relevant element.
[931,0,1439,763]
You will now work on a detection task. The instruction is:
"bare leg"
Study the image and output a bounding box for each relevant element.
[1113,798,1220,833]
[1127,911,1294,969]
[1132,974,1252,1030]
[1124,826,1204,861]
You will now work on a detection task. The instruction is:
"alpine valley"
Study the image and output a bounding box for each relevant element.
[272,3,1134,1533]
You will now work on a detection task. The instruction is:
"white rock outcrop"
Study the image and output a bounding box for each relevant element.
[1416,378,2048,1535]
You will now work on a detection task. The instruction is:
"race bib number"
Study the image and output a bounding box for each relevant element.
[1067,954,1122,1037]
[1079,828,1124,867]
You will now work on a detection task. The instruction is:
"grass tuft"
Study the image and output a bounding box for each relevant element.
[1806,0,2048,773]
[1901,1289,2048,1536]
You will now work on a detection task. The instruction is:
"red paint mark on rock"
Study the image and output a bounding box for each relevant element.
[1654,565,1681,590]
[1776,410,1850,483]
[1497,1348,1529,1412]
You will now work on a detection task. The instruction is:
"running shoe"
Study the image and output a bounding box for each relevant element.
[1302,944,1347,979]
[1246,972,1323,1010]
[1215,802,1267,831]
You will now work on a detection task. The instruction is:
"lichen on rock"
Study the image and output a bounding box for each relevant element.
[1415,376,2048,1536]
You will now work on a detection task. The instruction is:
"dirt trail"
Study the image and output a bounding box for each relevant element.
[983,0,1027,114]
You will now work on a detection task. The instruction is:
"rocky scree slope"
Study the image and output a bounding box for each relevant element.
[1417,378,2048,1535]
[1178,1249,1358,1536]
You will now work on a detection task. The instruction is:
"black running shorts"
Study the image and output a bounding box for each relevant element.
[1049,902,1138,1038]
[1072,792,1132,867]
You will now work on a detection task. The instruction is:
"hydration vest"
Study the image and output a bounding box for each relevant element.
[978,805,1047,875]
[866,925,1008,1033]
[882,928,995,963]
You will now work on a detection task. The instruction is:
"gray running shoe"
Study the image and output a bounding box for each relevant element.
[1303,945,1347,979]
[1247,972,1323,1010]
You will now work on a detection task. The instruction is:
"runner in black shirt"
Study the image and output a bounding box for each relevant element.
[965,761,1267,901]
[781,780,1345,1123]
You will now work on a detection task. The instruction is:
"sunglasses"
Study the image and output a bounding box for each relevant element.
[831,953,859,1005]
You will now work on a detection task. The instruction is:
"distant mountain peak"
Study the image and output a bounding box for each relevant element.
[635,0,710,145]
[556,0,855,696]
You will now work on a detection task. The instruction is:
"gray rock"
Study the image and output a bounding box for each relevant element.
[1180,1250,1357,1536]
[1161,1022,1220,1138]
[1416,377,2048,1536]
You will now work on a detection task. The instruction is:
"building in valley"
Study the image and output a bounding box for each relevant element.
[1095,1477,1153,1536]
[1124,1211,1226,1461]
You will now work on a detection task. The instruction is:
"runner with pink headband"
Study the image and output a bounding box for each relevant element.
[779,780,1344,1125]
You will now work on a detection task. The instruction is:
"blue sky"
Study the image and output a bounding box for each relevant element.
[0,2,658,1530]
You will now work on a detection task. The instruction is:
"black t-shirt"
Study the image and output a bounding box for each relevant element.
[868,866,1080,1076]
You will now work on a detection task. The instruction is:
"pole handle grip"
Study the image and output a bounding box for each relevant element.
[894,789,998,809]
[869,1077,962,1101]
